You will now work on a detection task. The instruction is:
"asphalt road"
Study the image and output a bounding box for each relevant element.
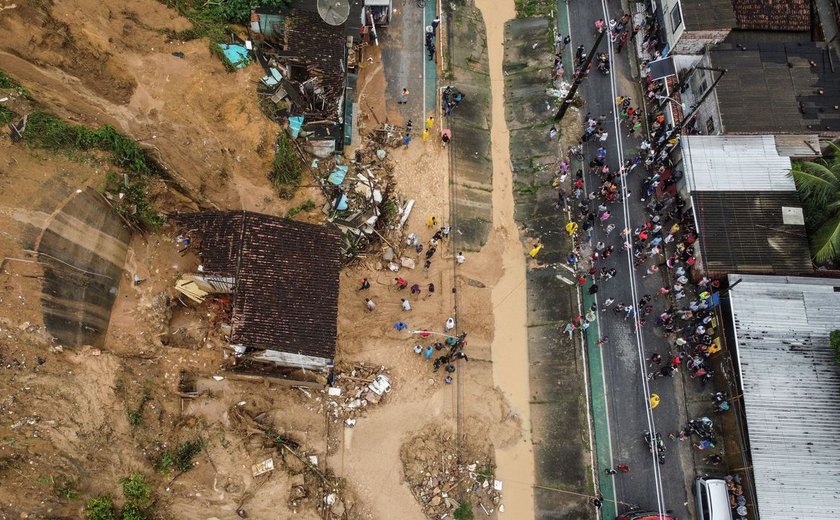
[564,0,692,517]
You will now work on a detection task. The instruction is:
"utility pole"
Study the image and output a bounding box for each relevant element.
[554,30,606,122]
[657,67,727,155]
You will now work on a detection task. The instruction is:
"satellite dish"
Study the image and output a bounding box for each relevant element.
[317,0,350,26]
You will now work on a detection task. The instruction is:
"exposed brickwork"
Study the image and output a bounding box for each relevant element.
[732,0,811,31]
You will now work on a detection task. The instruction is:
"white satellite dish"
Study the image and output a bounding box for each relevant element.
[317,0,351,26]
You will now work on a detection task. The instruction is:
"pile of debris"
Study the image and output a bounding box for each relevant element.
[251,7,347,156]
[230,405,357,519]
[316,125,414,261]
[319,363,392,427]
[401,425,503,518]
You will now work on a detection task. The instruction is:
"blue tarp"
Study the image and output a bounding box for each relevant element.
[336,194,348,211]
[328,165,348,185]
[217,44,250,69]
[289,116,304,139]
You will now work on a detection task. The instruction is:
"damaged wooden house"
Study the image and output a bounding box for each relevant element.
[250,1,362,155]
[172,211,342,375]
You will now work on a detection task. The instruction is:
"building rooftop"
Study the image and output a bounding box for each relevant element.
[173,211,342,363]
[680,0,737,31]
[711,42,840,135]
[682,135,795,192]
[731,0,811,31]
[693,191,812,274]
[727,274,840,520]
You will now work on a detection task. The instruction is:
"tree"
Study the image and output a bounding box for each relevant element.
[790,144,840,263]
[830,330,840,366]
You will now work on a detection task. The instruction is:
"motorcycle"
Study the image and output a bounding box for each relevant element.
[597,53,610,75]
[644,431,666,464]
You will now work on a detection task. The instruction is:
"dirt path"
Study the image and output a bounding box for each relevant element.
[474,0,536,516]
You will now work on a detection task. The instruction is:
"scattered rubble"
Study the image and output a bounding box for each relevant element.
[230,405,359,519]
[302,363,392,425]
[401,425,503,519]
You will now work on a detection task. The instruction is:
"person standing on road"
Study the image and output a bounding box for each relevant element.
[365,298,376,311]
[399,88,409,105]
[432,15,441,34]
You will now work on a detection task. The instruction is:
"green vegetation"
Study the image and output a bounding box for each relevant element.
[0,69,27,125]
[831,330,840,366]
[790,145,840,264]
[87,473,154,520]
[286,199,316,218]
[514,0,554,18]
[126,388,152,427]
[0,106,14,125]
[120,502,151,520]
[0,69,31,98]
[269,131,303,196]
[453,502,474,520]
[16,110,163,231]
[120,473,152,506]
[161,0,289,70]
[85,496,117,520]
[155,439,203,474]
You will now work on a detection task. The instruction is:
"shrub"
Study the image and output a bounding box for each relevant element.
[174,440,204,472]
[269,131,303,189]
[120,502,151,520]
[120,473,151,504]
[85,496,117,520]
[453,502,474,520]
[830,330,840,366]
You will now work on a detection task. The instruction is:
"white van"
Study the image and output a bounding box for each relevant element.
[695,477,733,520]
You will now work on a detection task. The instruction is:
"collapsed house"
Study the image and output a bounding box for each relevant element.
[172,211,342,373]
[250,2,362,155]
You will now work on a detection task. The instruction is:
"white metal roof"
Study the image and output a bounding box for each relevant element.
[683,135,795,192]
[727,274,840,520]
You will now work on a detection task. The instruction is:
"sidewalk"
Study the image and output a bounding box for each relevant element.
[444,3,493,251]
[503,15,594,519]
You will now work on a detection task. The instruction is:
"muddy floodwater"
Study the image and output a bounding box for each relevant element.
[476,0,537,516]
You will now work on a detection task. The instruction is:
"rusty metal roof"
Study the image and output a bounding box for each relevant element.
[693,191,812,275]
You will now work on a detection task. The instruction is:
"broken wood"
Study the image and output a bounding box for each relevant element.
[223,372,323,389]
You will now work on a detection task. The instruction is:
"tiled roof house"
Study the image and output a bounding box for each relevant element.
[731,0,811,31]
[173,211,342,371]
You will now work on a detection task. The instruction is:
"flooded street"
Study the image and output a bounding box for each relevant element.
[475,0,536,516]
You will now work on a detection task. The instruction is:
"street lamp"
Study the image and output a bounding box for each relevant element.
[654,95,686,112]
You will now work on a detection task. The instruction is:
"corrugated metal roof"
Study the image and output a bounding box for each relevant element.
[693,191,812,275]
[773,134,822,158]
[727,274,840,520]
[683,135,794,192]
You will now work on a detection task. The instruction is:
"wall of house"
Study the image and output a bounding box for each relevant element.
[674,53,724,136]
[660,0,686,52]
[241,347,333,371]
[672,29,731,54]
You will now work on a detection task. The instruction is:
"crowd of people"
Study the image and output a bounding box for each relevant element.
[360,223,470,383]
[556,81,738,491]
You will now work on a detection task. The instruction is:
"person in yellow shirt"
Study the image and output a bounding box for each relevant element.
[426,115,435,130]
[529,242,543,258]
[422,128,430,142]
[565,221,578,236]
